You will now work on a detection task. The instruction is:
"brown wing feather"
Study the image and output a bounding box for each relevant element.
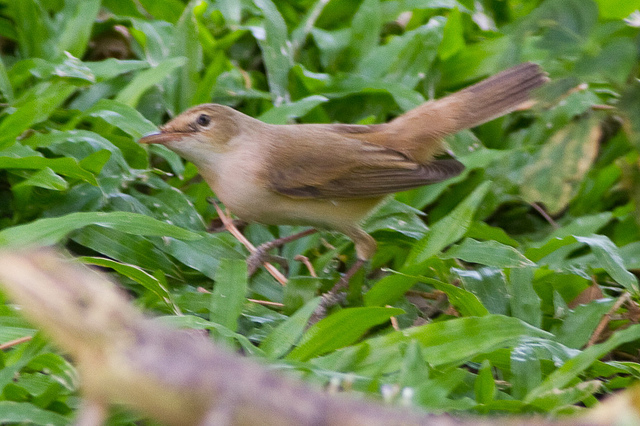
[266,129,465,200]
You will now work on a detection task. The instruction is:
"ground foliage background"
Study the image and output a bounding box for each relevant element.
[0,0,640,423]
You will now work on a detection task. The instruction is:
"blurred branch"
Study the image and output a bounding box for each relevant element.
[0,249,637,426]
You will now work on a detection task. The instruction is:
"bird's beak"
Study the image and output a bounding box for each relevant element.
[138,131,178,145]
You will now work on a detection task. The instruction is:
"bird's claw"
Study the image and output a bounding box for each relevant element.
[247,246,289,276]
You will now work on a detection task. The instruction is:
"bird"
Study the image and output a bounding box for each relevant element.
[139,62,547,296]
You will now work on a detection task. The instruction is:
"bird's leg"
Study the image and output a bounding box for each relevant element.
[247,229,318,276]
[310,258,366,324]
[310,227,376,323]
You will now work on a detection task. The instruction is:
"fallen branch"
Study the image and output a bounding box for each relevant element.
[0,249,636,425]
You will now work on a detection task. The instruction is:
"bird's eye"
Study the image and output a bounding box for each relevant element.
[196,114,211,127]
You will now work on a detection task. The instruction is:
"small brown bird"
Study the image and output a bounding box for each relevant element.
[140,62,547,290]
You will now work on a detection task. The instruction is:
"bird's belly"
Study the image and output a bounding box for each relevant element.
[215,177,381,231]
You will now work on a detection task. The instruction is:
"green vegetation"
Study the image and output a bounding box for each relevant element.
[0,0,639,423]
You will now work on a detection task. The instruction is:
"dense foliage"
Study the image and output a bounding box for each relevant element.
[0,0,639,423]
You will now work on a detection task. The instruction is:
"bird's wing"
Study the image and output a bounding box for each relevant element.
[263,128,464,200]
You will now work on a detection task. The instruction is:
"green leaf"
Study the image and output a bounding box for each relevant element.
[475,360,496,405]
[430,279,489,317]
[510,342,542,400]
[155,315,263,357]
[349,0,383,68]
[456,267,509,315]
[85,59,149,81]
[260,297,322,359]
[438,8,465,61]
[0,401,69,426]
[508,267,542,328]
[0,211,201,248]
[520,111,600,215]
[12,168,67,191]
[287,307,404,361]
[313,315,552,373]
[158,234,245,281]
[168,1,202,111]
[525,324,640,404]
[406,181,492,266]
[0,155,97,186]
[80,256,180,314]
[81,99,158,138]
[594,0,640,19]
[575,235,639,294]
[0,82,76,149]
[442,238,534,268]
[553,299,615,349]
[259,95,328,124]
[8,0,57,59]
[251,0,292,104]
[115,56,187,108]
[58,0,101,58]
[209,259,248,332]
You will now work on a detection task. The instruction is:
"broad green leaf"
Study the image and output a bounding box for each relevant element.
[0,211,201,248]
[27,353,79,391]
[0,82,76,149]
[260,297,322,359]
[594,0,640,19]
[0,156,97,186]
[313,315,552,373]
[406,181,492,266]
[81,99,158,138]
[529,380,601,411]
[575,235,639,294]
[29,55,95,83]
[525,324,640,404]
[521,113,600,215]
[438,8,464,60]
[139,0,185,23]
[0,401,69,426]
[73,227,183,279]
[357,17,443,87]
[348,0,383,68]
[209,258,248,332]
[85,59,149,81]
[168,1,202,111]
[156,315,263,357]
[442,238,534,268]
[475,360,496,405]
[363,198,428,239]
[363,269,420,307]
[291,0,331,52]
[259,95,328,124]
[0,334,48,392]
[553,299,615,349]
[115,56,187,108]
[511,342,542,400]
[157,234,245,281]
[619,79,640,150]
[0,56,13,102]
[80,256,180,314]
[58,0,101,58]
[251,0,292,105]
[508,267,542,328]
[431,278,489,317]
[456,267,509,315]
[8,0,57,59]
[12,168,67,191]
[287,307,404,361]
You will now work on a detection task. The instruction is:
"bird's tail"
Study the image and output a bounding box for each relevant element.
[385,62,548,162]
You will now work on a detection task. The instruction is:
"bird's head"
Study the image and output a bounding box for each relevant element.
[138,104,243,162]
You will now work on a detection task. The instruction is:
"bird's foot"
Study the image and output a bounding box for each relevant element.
[308,258,366,325]
[247,245,289,276]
